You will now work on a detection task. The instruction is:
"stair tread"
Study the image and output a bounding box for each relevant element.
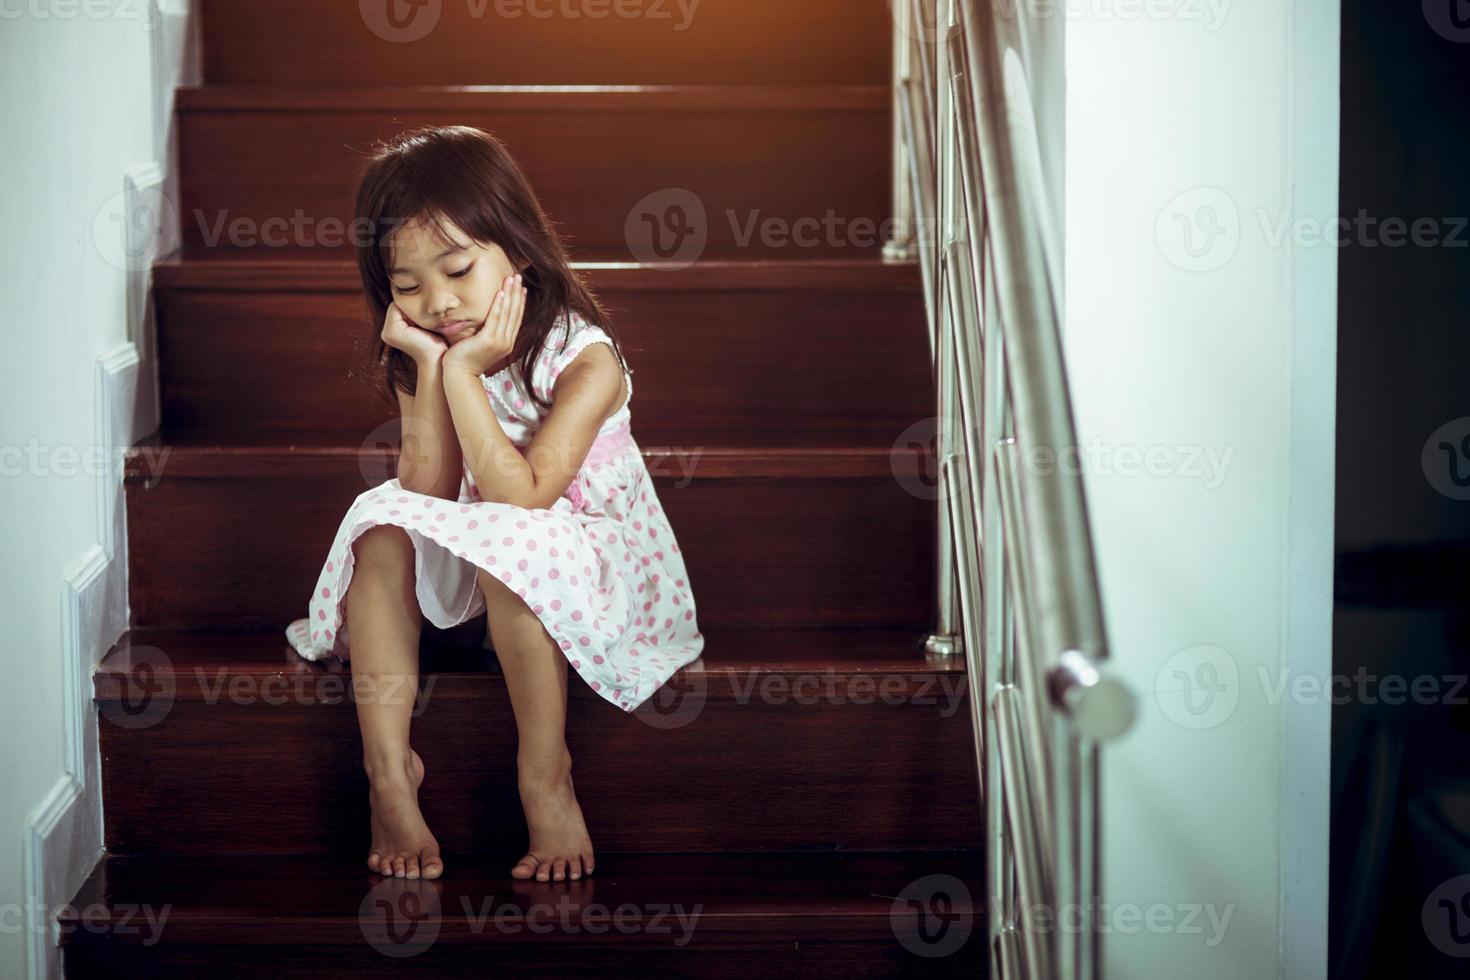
[177,83,889,113]
[154,251,921,290]
[96,625,964,702]
[131,428,919,451]
[58,850,983,946]
[124,431,929,481]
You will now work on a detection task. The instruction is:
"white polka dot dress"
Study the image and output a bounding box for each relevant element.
[284,310,705,712]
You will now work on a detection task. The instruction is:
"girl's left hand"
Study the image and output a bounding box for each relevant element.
[442,273,527,376]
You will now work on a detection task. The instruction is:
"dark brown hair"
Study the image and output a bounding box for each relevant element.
[352,125,629,414]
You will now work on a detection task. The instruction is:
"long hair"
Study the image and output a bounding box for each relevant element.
[352,125,628,414]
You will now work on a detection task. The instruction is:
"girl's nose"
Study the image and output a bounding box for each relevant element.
[428,292,458,317]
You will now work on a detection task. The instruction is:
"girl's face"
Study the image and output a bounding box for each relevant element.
[386,216,524,346]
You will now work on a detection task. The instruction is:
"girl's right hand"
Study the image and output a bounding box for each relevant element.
[381,302,449,367]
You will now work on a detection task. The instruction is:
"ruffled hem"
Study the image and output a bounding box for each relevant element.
[284,481,704,713]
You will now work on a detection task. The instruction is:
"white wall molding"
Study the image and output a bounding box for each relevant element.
[12,2,196,976]
[24,346,139,979]
[120,163,166,446]
[1280,0,1340,976]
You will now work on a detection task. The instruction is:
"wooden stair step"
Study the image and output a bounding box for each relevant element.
[123,442,937,629]
[59,851,985,977]
[177,83,890,113]
[199,0,893,87]
[152,255,932,442]
[95,625,963,699]
[177,85,889,260]
[128,428,933,469]
[94,626,975,857]
[153,252,925,288]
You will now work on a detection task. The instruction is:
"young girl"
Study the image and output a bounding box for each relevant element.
[283,125,705,884]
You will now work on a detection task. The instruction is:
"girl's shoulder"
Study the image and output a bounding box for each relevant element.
[528,309,617,402]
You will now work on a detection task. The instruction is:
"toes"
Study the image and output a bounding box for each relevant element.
[569,856,582,880]
[367,849,382,872]
[392,855,407,878]
[552,858,567,881]
[421,849,444,879]
[406,855,421,879]
[511,855,538,879]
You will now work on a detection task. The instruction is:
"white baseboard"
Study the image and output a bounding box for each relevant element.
[24,347,139,979]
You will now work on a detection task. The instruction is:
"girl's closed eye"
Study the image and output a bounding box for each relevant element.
[392,262,475,294]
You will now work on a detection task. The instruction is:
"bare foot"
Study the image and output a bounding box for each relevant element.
[512,765,595,882]
[366,748,444,879]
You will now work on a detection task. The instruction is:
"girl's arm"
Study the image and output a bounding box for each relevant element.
[437,277,623,509]
[396,357,466,501]
[441,347,624,511]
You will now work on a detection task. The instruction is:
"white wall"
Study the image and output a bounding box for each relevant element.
[0,2,194,976]
[1064,0,1337,977]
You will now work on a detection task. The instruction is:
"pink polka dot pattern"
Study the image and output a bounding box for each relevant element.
[284,309,703,713]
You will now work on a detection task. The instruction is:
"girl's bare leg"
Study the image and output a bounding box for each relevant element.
[476,567,595,882]
[346,525,443,880]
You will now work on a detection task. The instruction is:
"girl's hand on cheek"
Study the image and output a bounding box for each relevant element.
[381,302,448,367]
[442,274,527,376]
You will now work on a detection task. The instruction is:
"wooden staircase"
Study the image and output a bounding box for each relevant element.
[60,1,985,974]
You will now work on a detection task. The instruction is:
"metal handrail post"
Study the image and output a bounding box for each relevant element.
[926,0,961,661]
[884,0,915,263]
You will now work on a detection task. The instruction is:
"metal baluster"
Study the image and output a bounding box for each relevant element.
[995,682,1052,979]
[980,233,1011,979]
[926,0,962,662]
[884,0,915,264]
[995,437,1056,891]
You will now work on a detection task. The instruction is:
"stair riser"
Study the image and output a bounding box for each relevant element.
[201,0,893,86]
[98,684,978,855]
[178,102,890,260]
[155,278,932,441]
[125,470,936,628]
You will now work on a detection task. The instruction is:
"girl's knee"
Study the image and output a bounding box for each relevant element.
[352,524,414,570]
[477,568,527,616]
[475,566,505,598]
